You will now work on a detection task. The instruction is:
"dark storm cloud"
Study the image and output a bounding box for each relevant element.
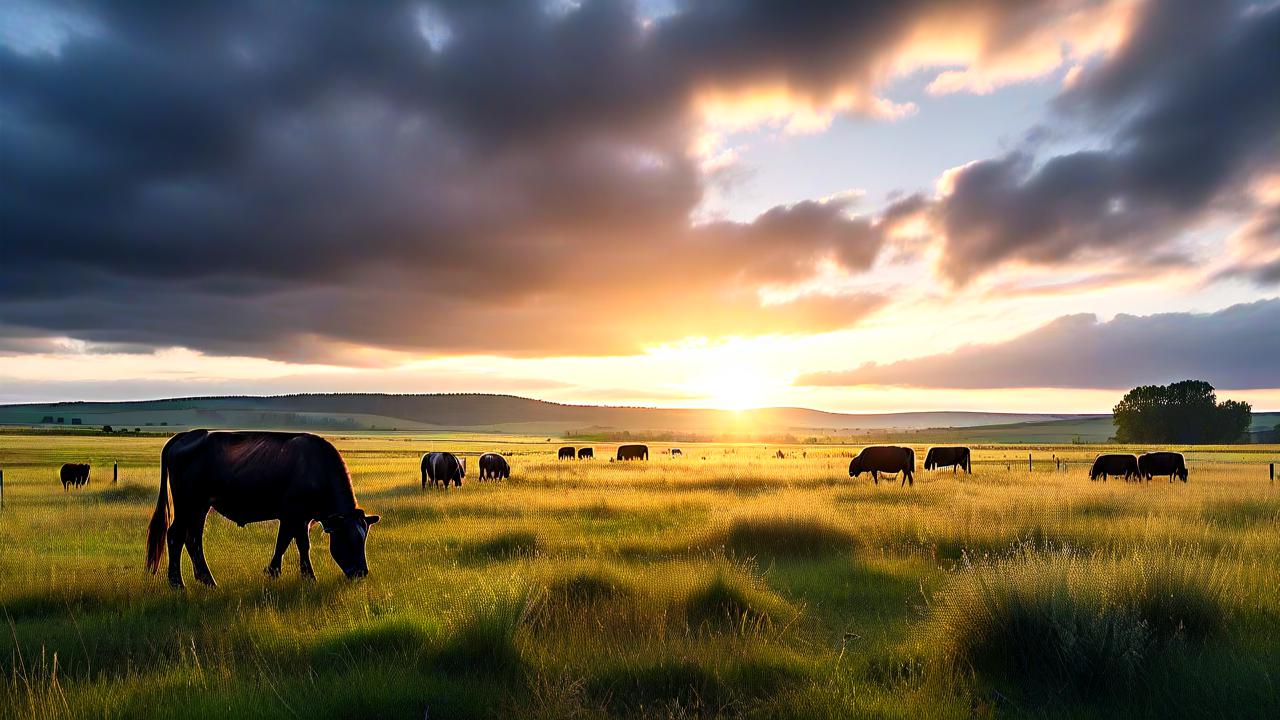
[0,0,1242,360]
[4,0,979,358]
[933,0,1280,281]
[797,298,1280,390]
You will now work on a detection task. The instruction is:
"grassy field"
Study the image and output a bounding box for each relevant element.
[1,434,1278,719]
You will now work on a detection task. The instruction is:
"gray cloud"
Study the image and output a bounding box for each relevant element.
[933,0,1280,281]
[10,0,1035,359]
[797,298,1280,390]
[2,0,1269,362]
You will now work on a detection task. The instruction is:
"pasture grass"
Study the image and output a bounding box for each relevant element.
[1,435,1278,718]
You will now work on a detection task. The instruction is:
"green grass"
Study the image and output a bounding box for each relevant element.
[1,435,1278,718]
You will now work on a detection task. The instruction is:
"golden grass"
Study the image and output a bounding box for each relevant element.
[0,435,1277,718]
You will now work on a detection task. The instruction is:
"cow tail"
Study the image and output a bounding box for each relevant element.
[145,452,171,574]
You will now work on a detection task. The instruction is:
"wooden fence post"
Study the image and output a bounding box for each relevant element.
[1028,453,1032,472]
[0,467,4,509]
[1271,463,1275,483]
[113,461,118,485]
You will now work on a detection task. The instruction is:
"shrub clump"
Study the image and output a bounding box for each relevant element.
[925,547,1232,695]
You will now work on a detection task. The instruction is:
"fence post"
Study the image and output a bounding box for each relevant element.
[0,467,4,509]
[1028,453,1032,472]
[1271,463,1275,483]
[113,461,118,485]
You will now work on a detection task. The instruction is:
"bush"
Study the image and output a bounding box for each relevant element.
[925,547,1231,696]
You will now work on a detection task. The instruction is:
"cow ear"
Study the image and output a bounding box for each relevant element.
[365,514,380,525]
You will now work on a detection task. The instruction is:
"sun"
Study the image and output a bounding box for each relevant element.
[697,364,774,411]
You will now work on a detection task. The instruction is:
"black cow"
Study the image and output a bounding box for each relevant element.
[617,444,649,461]
[60,462,90,490]
[422,452,466,489]
[559,446,576,460]
[1138,452,1188,482]
[577,447,594,460]
[924,447,971,474]
[145,430,379,588]
[1089,454,1140,482]
[670,448,682,456]
[849,446,915,486]
[479,452,511,480]
[775,450,785,459]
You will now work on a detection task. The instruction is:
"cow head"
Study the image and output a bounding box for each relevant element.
[322,509,380,578]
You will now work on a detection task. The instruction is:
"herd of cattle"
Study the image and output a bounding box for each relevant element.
[44,430,1194,587]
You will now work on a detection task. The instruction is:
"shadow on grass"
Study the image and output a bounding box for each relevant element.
[96,483,154,503]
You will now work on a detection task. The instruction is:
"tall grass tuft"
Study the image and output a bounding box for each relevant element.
[434,593,531,679]
[465,530,541,561]
[684,569,794,634]
[720,513,859,558]
[925,546,1233,696]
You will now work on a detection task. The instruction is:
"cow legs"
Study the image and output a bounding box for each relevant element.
[871,470,879,485]
[264,521,294,577]
[167,513,187,588]
[185,508,216,587]
[295,524,315,580]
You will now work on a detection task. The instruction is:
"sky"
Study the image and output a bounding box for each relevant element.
[1,0,1278,412]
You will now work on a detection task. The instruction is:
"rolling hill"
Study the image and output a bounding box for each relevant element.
[0,393,1097,435]
[2,393,1273,443]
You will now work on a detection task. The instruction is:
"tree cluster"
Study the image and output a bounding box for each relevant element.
[1113,380,1251,443]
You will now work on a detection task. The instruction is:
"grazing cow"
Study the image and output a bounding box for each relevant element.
[577,447,594,460]
[422,452,465,489]
[924,447,971,474]
[1138,452,1188,483]
[849,446,915,487]
[60,463,90,490]
[145,430,379,588]
[478,452,511,480]
[775,450,785,459]
[670,448,682,456]
[559,446,576,460]
[616,444,649,461]
[1089,454,1140,482]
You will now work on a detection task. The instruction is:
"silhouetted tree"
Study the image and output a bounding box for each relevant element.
[1113,380,1251,443]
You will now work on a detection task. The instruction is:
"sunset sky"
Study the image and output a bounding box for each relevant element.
[2,0,1277,412]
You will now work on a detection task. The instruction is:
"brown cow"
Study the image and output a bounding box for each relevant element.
[616,444,648,461]
[146,430,378,588]
[1138,452,1188,482]
[849,446,915,486]
[60,463,90,490]
[1089,454,1140,482]
[924,447,971,474]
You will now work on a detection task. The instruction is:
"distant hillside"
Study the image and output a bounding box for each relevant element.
[0,393,1100,435]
